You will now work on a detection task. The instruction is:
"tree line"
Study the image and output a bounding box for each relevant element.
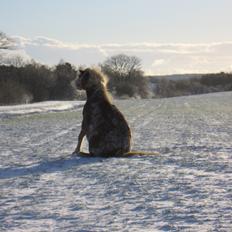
[0,55,149,105]
[0,61,79,105]
[0,31,232,105]
[0,56,232,105]
[152,72,232,98]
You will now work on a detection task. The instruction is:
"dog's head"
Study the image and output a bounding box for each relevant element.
[76,68,108,91]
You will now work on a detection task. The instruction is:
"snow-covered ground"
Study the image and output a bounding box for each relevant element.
[0,101,84,118]
[0,92,232,231]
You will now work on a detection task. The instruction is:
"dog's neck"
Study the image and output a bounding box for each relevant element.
[86,87,110,103]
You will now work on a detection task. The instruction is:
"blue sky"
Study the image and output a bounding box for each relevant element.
[1,0,232,74]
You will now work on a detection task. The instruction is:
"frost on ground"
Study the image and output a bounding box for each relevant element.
[0,92,232,232]
[0,101,84,118]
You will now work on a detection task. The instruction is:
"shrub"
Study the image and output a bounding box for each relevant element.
[0,79,33,105]
[50,62,77,100]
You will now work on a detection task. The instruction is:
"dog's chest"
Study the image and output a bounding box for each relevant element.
[84,102,105,129]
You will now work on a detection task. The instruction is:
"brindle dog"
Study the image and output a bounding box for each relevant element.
[73,68,131,157]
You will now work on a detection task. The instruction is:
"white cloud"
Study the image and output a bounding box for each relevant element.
[152,59,165,67]
[10,35,232,74]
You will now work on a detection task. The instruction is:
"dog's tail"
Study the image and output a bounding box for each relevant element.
[77,151,159,158]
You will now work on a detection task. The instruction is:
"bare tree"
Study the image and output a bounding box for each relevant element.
[101,54,142,77]
[0,32,19,66]
[0,32,29,67]
[101,54,149,98]
[1,55,26,67]
[0,32,15,50]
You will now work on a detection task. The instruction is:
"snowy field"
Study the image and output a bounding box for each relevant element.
[0,92,232,231]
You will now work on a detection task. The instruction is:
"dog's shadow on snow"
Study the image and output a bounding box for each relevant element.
[0,155,103,179]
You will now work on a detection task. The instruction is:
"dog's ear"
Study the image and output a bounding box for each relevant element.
[79,69,85,75]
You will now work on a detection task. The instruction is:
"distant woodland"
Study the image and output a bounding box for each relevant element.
[0,32,232,105]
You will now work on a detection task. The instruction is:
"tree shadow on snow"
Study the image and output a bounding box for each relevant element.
[0,155,103,179]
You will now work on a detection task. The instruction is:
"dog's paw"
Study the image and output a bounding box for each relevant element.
[72,151,79,156]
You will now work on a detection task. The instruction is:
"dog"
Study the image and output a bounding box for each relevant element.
[73,68,158,157]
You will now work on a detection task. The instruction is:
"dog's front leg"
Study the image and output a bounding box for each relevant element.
[73,129,86,154]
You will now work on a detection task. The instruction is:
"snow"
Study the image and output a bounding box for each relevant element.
[0,92,232,231]
[0,101,84,118]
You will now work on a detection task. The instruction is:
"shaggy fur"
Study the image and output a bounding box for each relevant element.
[73,68,131,157]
